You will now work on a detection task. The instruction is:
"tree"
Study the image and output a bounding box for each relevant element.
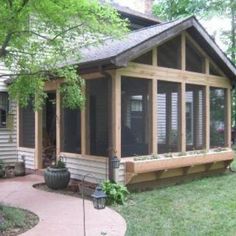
[153,0,235,63]
[0,0,129,109]
[153,0,236,126]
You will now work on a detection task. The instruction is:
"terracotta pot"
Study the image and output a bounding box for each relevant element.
[44,167,70,190]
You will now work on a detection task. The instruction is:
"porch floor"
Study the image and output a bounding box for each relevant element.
[0,175,126,236]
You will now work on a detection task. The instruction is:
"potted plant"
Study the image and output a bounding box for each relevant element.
[44,158,70,190]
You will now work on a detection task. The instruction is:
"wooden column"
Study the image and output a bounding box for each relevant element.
[181,82,186,152]
[181,32,186,71]
[56,89,61,159]
[16,103,20,148]
[111,71,121,158]
[150,79,157,154]
[205,86,210,150]
[205,58,210,74]
[35,110,42,169]
[152,48,157,66]
[81,83,87,155]
[227,87,232,148]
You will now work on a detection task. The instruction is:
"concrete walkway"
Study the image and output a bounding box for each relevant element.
[0,175,126,236]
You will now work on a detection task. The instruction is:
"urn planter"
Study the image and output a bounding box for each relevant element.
[44,167,70,190]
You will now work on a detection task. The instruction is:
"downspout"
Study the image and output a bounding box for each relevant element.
[99,65,115,182]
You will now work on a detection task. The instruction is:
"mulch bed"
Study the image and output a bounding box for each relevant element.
[0,207,39,236]
[34,181,97,199]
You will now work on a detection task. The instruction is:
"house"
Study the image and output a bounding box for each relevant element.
[1,5,236,187]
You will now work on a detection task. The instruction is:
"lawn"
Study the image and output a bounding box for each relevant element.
[0,205,38,235]
[115,167,236,236]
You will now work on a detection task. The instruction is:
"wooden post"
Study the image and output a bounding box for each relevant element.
[152,48,157,66]
[181,32,186,71]
[111,71,121,158]
[227,87,232,148]
[150,79,157,154]
[16,103,20,148]
[35,110,42,169]
[205,58,210,75]
[205,86,210,150]
[56,89,61,159]
[181,82,186,152]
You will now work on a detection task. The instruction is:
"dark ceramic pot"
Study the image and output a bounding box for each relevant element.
[44,167,70,190]
[14,162,25,176]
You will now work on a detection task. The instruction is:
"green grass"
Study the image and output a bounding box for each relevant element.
[0,205,38,234]
[115,165,236,235]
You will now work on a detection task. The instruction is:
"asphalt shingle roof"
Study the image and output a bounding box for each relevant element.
[68,17,188,66]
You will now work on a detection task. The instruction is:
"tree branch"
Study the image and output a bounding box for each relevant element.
[0,32,13,57]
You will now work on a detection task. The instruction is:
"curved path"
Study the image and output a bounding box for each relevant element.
[0,175,126,236]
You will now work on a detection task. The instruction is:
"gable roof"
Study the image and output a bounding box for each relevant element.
[64,16,236,81]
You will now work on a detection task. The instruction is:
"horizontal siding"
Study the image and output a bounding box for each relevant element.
[0,101,17,163]
[17,148,35,170]
[64,156,109,184]
[117,163,125,185]
[0,62,10,91]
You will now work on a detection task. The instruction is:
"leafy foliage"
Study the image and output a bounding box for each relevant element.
[102,180,129,205]
[0,0,129,110]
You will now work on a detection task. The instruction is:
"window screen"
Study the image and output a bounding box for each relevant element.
[157,36,181,69]
[19,103,35,148]
[0,93,9,128]
[132,51,153,65]
[209,62,221,76]
[121,77,150,157]
[157,81,181,153]
[210,88,227,148]
[186,39,205,73]
[186,85,205,150]
[87,78,109,156]
[61,108,81,154]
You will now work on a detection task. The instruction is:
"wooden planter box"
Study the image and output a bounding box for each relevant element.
[126,150,234,175]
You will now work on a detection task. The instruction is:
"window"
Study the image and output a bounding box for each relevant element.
[0,92,9,128]
[132,51,153,65]
[121,77,150,157]
[186,85,205,150]
[210,88,227,148]
[19,103,35,148]
[157,81,181,153]
[186,39,205,73]
[157,36,181,69]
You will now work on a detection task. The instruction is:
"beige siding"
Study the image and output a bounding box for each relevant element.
[64,156,109,183]
[17,147,35,169]
[0,100,17,163]
[117,162,125,185]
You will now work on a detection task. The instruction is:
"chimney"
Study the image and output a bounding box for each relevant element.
[144,0,154,15]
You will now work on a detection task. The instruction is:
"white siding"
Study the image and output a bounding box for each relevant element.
[0,62,10,91]
[64,155,109,184]
[0,62,17,163]
[17,147,35,169]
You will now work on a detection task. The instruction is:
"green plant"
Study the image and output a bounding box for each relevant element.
[102,180,129,205]
[51,158,66,169]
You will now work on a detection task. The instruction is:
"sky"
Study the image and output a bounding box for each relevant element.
[114,0,231,52]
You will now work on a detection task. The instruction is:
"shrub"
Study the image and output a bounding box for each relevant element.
[101,180,129,205]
